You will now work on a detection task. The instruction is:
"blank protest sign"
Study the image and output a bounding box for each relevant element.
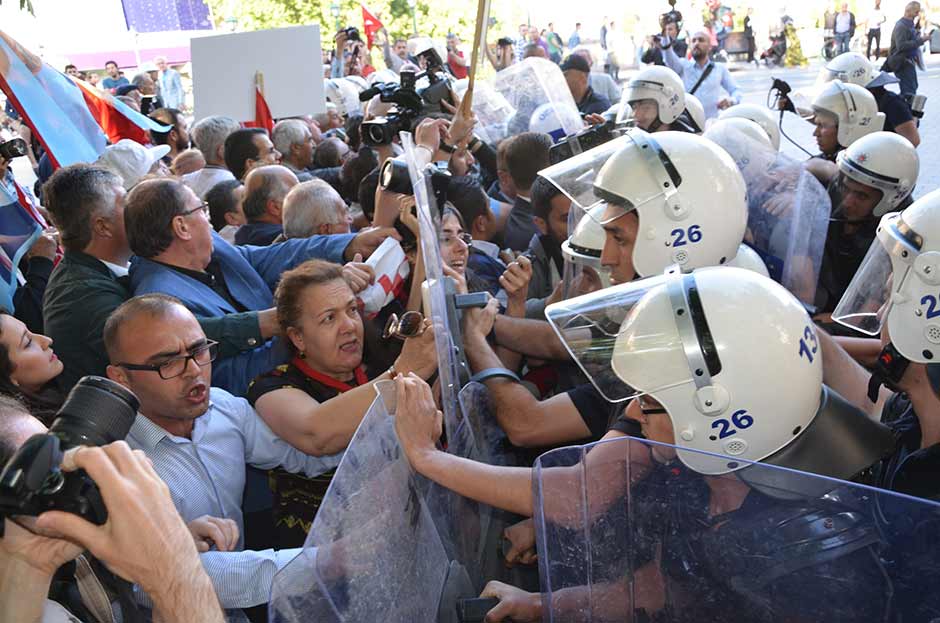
[191,25,326,121]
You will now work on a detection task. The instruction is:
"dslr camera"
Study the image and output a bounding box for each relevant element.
[340,26,361,42]
[0,376,139,530]
[0,138,28,161]
[359,47,454,146]
[380,156,452,216]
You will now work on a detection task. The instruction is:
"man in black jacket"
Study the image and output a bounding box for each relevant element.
[886,1,932,96]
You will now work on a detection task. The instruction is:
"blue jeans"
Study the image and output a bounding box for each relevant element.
[895,60,918,97]
[835,31,851,54]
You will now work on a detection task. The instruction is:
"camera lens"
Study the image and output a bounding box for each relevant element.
[48,376,140,449]
[379,157,413,195]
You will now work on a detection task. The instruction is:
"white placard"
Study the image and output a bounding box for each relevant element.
[191,25,326,122]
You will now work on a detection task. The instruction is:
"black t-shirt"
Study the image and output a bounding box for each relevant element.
[247,361,377,548]
[566,382,641,440]
[877,393,940,500]
[871,87,914,134]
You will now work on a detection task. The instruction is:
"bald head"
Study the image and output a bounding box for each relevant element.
[282,180,350,238]
[242,165,298,223]
[0,395,46,466]
[103,294,191,363]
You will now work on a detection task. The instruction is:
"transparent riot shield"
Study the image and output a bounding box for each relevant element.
[472,58,582,144]
[533,435,940,622]
[269,383,451,623]
[402,134,522,591]
[705,121,830,309]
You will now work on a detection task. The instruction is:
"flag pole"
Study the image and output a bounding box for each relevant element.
[458,0,490,119]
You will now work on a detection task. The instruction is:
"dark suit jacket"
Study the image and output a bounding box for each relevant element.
[43,251,263,392]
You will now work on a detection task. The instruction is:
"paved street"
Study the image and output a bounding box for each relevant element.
[730,56,940,196]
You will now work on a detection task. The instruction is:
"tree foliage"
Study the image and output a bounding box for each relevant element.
[0,0,36,15]
[205,0,524,48]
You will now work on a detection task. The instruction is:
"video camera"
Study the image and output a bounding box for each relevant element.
[379,156,452,213]
[359,47,454,146]
[549,118,618,164]
[0,376,139,531]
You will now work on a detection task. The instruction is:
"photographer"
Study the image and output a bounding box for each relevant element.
[446,34,468,80]
[0,399,225,623]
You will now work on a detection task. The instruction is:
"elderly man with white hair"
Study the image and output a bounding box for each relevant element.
[272,119,316,182]
[154,55,184,109]
[314,103,344,131]
[182,115,240,198]
[282,179,352,239]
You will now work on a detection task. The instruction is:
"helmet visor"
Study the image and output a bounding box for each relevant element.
[832,213,920,335]
[538,136,632,210]
[545,271,720,402]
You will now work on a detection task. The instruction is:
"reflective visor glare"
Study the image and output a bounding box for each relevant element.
[832,238,896,335]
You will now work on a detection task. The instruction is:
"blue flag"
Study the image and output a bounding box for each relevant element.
[122,0,213,33]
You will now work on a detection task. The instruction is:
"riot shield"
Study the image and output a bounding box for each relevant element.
[472,58,582,144]
[402,134,522,591]
[533,435,940,622]
[269,382,451,622]
[704,120,830,309]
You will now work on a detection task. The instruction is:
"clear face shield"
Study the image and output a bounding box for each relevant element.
[539,130,683,227]
[561,203,613,299]
[616,79,675,127]
[832,213,920,336]
[545,270,719,402]
[617,98,660,132]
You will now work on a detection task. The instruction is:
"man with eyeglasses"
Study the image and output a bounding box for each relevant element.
[124,177,395,396]
[103,294,340,617]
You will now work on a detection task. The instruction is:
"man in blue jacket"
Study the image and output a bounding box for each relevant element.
[124,177,392,395]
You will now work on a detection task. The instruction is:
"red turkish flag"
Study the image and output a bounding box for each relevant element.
[361,4,384,48]
[243,86,274,133]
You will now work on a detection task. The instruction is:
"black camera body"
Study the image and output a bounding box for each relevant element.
[341,26,361,42]
[0,138,28,161]
[549,119,618,164]
[0,376,139,530]
[359,49,453,146]
[380,156,452,214]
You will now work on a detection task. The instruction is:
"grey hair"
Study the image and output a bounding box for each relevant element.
[190,115,240,165]
[282,180,347,238]
[313,102,338,129]
[272,119,309,156]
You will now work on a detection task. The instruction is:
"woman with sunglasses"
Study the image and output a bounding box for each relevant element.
[247,258,437,546]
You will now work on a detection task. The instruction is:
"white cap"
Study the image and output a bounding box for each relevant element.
[96,139,170,191]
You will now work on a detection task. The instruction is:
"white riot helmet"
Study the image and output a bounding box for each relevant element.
[811,80,885,148]
[705,117,773,151]
[726,244,770,277]
[547,267,894,480]
[718,103,781,150]
[835,190,940,364]
[545,266,894,482]
[324,78,361,117]
[561,203,613,295]
[592,130,747,276]
[617,65,686,127]
[540,130,747,278]
[836,131,919,218]
[820,51,898,89]
[530,102,585,143]
[682,93,705,134]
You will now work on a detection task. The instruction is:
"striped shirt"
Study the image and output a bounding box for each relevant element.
[126,388,341,611]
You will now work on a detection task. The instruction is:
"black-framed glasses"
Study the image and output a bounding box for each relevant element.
[179,201,210,218]
[117,340,219,379]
